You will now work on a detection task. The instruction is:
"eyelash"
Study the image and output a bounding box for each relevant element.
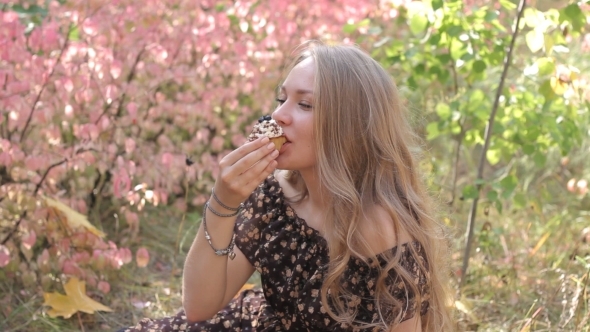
[275,98,312,109]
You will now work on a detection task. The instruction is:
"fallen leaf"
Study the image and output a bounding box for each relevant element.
[529,232,550,257]
[43,277,113,318]
[44,196,105,238]
[234,283,256,298]
[136,247,149,268]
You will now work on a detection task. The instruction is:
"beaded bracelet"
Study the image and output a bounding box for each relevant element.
[202,203,236,260]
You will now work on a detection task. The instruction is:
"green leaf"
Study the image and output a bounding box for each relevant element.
[523,7,543,28]
[538,79,557,100]
[526,30,544,53]
[431,0,443,11]
[472,60,487,73]
[68,25,80,42]
[450,38,466,60]
[215,3,225,11]
[487,190,498,201]
[462,185,479,200]
[513,193,527,208]
[562,4,585,32]
[500,175,518,198]
[469,89,486,109]
[446,25,463,37]
[499,0,517,10]
[436,102,452,120]
[486,148,501,165]
[536,57,555,76]
[426,122,440,140]
[409,14,429,36]
[343,23,357,34]
[533,152,547,167]
[522,144,535,155]
[484,11,499,22]
[495,200,503,214]
[544,34,554,55]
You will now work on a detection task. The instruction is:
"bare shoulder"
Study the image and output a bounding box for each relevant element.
[360,205,414,255]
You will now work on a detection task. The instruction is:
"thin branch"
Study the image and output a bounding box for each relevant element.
[1,147,97,245]
[95,48,146,124]
[0,213,27,245]
[19,33,71,143]
[460,0,527,286]
[448,129,464,206]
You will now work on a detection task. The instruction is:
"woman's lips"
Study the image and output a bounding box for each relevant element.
[279,141,290,154]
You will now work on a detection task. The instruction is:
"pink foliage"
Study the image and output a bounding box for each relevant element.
[0,245,10,268]
[21,231,36,250]
[98,280,111,294]
[0,0,402,294]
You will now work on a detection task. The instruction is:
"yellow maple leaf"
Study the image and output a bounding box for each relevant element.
[234,283,257,299]
[43,277,113,319]
[44,196,105,238]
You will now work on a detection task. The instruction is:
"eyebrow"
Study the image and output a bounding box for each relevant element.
[278,85,314,95]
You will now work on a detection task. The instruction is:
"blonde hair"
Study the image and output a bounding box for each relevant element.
[283,41,454,331]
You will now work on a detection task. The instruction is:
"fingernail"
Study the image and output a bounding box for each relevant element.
[261,137,269,143]
[271,150,279,157]
[267,143,275,150]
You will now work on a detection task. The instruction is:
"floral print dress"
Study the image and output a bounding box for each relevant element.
[118,175,430,331]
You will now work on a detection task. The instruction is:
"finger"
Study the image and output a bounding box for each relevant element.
[240,149,279,181]
[221,148,277,195]
[245,159,278,188]
[215,154,277,206]
[225,141,277,178]
[221,136,270,167]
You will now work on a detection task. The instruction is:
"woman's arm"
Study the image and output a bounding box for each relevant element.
[182,137,278,322]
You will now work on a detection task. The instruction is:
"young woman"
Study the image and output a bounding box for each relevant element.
[120,41,454,331]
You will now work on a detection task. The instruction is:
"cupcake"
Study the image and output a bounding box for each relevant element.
[247,115,286,150]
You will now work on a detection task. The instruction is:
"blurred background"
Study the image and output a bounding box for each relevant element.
[0,0,589,330]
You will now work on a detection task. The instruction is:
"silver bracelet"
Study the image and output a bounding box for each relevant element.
[202,203,236,260]
[206,201,241,217]
[211,188,242,211]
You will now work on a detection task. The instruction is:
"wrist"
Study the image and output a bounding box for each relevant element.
[210,188,243,212]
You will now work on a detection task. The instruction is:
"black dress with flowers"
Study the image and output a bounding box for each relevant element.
[119,175,430,331]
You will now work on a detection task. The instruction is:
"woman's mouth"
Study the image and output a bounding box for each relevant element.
[279,141,291,154]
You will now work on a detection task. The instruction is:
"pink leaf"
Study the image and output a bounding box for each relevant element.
[97,281,111,294]
[161,152,174,166]
[0,244,10,268]
[21,230,36,250]
[125,138,136,154]
[62,260,84,277]
[124,210,139,229]
[110,60,122,79]
[119,248,133,265]
[136,247,149,268]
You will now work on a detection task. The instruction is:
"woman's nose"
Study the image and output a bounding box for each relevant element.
[272,104,291,126]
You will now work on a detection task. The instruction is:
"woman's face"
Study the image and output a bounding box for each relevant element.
[272,57,316,171]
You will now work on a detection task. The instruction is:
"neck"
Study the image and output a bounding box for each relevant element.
[297,167,328,213]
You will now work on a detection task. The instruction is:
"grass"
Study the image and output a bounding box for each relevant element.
[450,192,590,331]
[1,192,589,331]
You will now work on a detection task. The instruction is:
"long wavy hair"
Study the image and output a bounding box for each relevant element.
[282,41,454,331]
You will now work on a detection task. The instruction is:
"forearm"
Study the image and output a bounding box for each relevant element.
[182,200,238,321]
[181,137,276,321]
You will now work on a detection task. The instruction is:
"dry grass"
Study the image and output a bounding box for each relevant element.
[1,194,588,331]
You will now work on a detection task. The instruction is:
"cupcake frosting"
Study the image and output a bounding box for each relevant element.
[248,115,284,140]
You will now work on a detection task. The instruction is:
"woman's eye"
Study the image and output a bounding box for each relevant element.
[275,98,286,105]
[299,103,312,109]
